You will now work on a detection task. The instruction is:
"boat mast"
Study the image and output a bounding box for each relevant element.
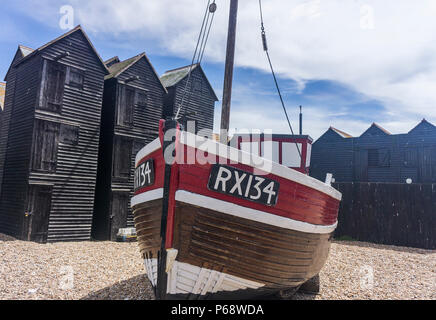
[220,0,239,144]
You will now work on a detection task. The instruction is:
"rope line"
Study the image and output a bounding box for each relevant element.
[175,0,216,120]
[199,8,215,64]
[258,0,307,173]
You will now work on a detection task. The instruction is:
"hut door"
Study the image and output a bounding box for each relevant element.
[354,149,368,181]
[117,85,134,127]
[32,120,60,173]
[110,191,129,240]
[39,60,66,113]
[112,136,133,180]
[24,185,53,243]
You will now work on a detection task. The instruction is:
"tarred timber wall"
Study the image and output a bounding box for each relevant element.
[333,182,435,249]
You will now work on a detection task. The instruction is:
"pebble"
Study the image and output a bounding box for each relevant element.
[0,234,434,300]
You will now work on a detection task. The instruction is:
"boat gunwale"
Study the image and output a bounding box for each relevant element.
[134,132,342,201]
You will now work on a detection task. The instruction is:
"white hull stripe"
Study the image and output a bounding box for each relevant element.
[135,138,161,167]
[131,188,163,208]
[175,190,337,234]
[144,258,264,295]
[180,131,342,201]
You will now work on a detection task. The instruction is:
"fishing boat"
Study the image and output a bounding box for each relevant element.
[131,0,341,299]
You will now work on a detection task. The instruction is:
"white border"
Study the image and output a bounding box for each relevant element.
[135,138,161,167]
[131,188,163,208]
[175,190,337,234]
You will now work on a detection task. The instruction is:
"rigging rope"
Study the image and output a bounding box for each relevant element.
[199,5,216,64]
[175,0,216,120]
[258,0,306,173]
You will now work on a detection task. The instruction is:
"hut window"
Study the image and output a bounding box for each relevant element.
[31,120,59,173]
[60,124,79,146]
[192,79,202,93]
[368,148,390,167]
[379,149,390,167]
[136,92,147,108]
[113,136,133,179]
[66,67,84,90]
[117,86,135,127]
[39,60,66,113]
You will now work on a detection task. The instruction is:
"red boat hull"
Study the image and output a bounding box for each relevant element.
[131,120,341,299]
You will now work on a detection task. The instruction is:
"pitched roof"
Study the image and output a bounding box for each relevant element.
[160,63,218,101]
[13,25,109,75]
[4,45,35,81]
[372,122,391,134]
[360,122,391,137]
[329,126,353,138]
[19,45,34,57]
[104,56,120,68]
[104,52,167,93]
[408,119,436,134]
[106,54,143,79]
[160,64,199,88]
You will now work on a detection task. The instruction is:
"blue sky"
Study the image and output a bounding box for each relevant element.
[1,1,435,140]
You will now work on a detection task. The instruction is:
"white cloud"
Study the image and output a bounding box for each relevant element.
[13,0,436,138]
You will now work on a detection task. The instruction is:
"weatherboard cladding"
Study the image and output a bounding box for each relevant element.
[310,131,355,183]
[0,29,106,241]
[0,48,26,212]
[114,56,166,136]
[0,56,41,237]
[310,121,436,183]
[164,65,217,132]
[92,54,165,240]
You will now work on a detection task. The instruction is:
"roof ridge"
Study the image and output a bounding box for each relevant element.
[13,25,110,75]
[371,122,391,135]
[408,118,436,134]
[106,52,146,79]
[104,55,120,64]
[330,126,353,138]
[160,63,218,101]
[105,52,168,94]
[18,45,34,51]
[162,63,200,75]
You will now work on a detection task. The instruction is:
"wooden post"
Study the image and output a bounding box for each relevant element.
[220,0,238,144]
[299,105,303,135]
